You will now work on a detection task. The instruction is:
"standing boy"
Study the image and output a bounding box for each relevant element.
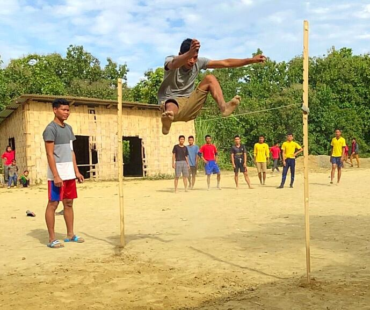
[186,136,199,189]
[270,143,281,173]
[199,135,221,190]
[350,137,360,168]
[172,135,190,192]
[7,159,18,189]
[231,135,253,189]
[277,134,303,189]
[43,98,85,249]
[330,129,346,184]
[253,136,269,185]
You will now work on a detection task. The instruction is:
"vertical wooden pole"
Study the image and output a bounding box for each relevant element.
[303,20,310,283]
[117,78,125,247]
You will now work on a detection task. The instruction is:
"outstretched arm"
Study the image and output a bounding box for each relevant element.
[207,54,266,69]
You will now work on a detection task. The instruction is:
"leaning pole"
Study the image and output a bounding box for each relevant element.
[117,78,125,247]
[302,20,311,283]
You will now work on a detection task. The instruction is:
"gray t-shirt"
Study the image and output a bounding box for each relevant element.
[157,56,210,104]
[8,165,18,177]
[42,121,76,181]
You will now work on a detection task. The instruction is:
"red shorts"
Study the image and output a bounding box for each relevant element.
[48,179,77,201]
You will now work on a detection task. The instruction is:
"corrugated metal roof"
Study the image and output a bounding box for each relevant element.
[0,94,160,125]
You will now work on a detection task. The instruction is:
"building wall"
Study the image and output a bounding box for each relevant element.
[0,106,27,176]
[22,100,195,183]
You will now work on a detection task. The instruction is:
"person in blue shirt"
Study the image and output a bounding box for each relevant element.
[186,136,199,189]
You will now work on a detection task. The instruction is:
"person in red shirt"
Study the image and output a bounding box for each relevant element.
[1,146,15,182]
[270,143,281,173]
[198,135,221,190]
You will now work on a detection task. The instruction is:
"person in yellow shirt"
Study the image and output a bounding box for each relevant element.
[330,129,346,184]
[277,133,303,189]
[253,135,269,185]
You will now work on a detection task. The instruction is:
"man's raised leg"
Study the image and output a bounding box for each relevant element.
[198,75,241,117]
[162,101,178,135]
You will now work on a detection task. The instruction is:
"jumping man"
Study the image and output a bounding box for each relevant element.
[198,135,221,190]
[330,129,346,184]
[158,38,266,134]
[172,135,190,192]
[186,136,199,189]
[43,98,85,248]
[231,135,253,189]
[253,135,269,185]
[277,133,303,189]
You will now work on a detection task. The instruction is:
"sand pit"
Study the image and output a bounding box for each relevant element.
[0,163,370,309]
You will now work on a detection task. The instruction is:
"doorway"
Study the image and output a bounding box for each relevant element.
[73,135,98,179]
[122,137,145,177]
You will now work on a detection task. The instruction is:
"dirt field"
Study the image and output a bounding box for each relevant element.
[1,160,370,310]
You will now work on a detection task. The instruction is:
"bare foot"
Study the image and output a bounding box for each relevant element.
[222,95,241,117]
[249,187,254,189]
[161,111,174,135]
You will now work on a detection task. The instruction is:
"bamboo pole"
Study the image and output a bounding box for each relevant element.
[303,20,310,283]
[117,78,125,247]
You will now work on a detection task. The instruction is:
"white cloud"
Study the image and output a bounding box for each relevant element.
[355,4,370,18]
[0,0,369,86]
[241,0,253,5]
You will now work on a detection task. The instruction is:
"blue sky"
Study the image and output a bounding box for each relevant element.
[1,0,370,86]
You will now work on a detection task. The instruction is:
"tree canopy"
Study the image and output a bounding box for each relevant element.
[1,45,369,158]
[0,45,129,111]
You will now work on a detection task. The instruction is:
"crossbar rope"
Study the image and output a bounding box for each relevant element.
[195,102,301,123]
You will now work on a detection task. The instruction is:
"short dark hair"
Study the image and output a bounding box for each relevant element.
[52,98,69,109]
[180,38,192,54]
[205,135,211,139]
[24,169,29,173]
[335,129,341,132]
[188,136,194,140]
[352,137,356,140]
[259,135,265,138]
[12,159,16,162]
[6,145,12,151]
[287,133,293,136]
[179,135,185,140]
[234,135,240,139]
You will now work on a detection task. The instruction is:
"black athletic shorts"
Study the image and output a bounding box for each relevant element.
[234,158,246,173]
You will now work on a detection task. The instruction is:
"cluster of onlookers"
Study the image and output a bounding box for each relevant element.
[1,146,30,189]
[171,130,363,192]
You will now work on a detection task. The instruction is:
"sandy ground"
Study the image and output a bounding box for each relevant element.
[1,160,370,310]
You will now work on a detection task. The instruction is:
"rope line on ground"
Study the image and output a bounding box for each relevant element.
[196,102,302,122]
